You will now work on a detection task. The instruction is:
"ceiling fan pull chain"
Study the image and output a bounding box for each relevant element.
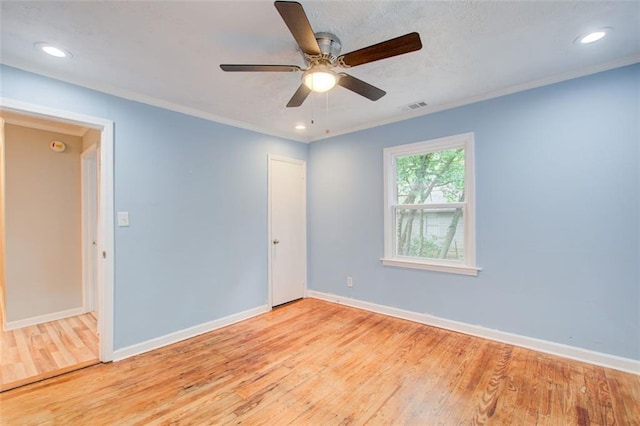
[311,92,315,125]
[325,91,330,135]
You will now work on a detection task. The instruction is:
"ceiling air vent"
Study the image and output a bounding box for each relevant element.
[400,100,428,112]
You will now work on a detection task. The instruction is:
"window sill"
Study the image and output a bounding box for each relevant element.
[380,258,481,276]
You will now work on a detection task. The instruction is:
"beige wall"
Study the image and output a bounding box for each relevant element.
[4,124,83,322]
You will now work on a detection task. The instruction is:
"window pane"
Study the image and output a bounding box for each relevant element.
[396,208,465,261]
[395,148,465,204]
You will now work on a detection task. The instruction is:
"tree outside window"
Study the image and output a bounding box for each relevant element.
[383,133,478,276]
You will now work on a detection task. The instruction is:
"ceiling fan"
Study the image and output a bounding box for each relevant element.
[220,1,423,108]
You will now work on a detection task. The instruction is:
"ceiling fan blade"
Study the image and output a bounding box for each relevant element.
[220,64,301,72]
[337,32,422,68]
[286,84,312,107]
[337,73,386,101]
[274,1,321,56]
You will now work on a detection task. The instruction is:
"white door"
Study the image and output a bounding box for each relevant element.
[269,155,306,307]
[81,146,98,313]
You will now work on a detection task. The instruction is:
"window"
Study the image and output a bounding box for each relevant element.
[382,132,479,276]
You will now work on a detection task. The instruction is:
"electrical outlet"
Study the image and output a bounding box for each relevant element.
[347,277,353,287]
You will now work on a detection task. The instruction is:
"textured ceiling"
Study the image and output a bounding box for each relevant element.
[1,1,639,142]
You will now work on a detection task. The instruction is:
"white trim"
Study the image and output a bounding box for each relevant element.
[398,202,466,210]
[81,145,98,313]
[307,55,640,142]
[383,132,477,273]
[4,56,638,144]
[464,135,476,268]
[385,134,470,156]
[0,117,6,331]
[4,307,85,331]
[268,156,273,308]
[0,99,109,131]
[1,60,305,143]
[113,305,270,361]
[98,121,115,362]
[0,97,115,362]
[267,155,307,308]
[307,290,640,376]
[380,258,480,276]
[2,113,88,137]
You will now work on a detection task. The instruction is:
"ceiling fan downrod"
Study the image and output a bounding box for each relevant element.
[309,32,342,65]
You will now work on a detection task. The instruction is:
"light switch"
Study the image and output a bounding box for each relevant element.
[117,211,130,227]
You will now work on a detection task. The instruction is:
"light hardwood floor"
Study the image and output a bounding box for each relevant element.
[0,313,99,392]
[1,299,638,425]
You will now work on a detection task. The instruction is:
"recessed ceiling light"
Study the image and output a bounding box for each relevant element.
[34,42,72,58]
[575,28,611,45]
[295,124,306,130]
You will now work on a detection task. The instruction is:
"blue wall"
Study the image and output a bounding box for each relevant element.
[2,63,638,360]
[0,65,308,349]
[308,64,640,360]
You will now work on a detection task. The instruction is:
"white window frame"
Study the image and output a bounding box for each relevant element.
[382,132,480,276]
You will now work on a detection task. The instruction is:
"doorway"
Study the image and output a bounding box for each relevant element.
[268,155,307,307]
[0,99,114,390]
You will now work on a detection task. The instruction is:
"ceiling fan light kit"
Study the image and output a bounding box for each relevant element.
[220,0,422,108]
[302,65,337,93]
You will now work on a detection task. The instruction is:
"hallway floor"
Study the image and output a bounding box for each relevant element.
[0,313,99,392]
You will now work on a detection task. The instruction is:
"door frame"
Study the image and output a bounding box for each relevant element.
[0,97,115,362]
[267,154,307,308]
[0,116,5,329]
[81,145,98,313]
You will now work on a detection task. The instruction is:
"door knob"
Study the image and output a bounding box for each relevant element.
[273,239,280,244]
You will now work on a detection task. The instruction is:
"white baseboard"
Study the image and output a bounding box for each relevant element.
[113,304,270,361]
[308,290,640,376]
[4,307,86,331]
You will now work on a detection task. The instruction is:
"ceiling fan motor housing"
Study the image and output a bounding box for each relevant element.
[311,32,342,64]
